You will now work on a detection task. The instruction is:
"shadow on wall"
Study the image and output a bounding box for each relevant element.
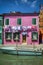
[39,31,42,44]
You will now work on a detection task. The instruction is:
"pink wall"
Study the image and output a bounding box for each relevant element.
[4,16,39,45]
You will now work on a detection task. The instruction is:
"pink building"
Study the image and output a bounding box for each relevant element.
[3,13,39,45]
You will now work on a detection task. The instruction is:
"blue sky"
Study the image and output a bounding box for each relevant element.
[0,0,42,14]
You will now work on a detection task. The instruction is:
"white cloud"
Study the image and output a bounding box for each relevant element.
[31,0,37,8]
[15,0,19,6]
[21,0,31,5]
[15,0,37,7]
[21,0,28,3]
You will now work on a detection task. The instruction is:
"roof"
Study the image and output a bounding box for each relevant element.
[0,12,39,16]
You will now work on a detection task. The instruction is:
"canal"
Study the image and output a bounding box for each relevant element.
[0,53,43,65]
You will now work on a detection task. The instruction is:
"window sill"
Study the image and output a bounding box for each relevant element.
[6,38,11,40]
[32,39,38,41]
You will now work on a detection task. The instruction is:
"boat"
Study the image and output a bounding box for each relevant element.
[0,47,42,56]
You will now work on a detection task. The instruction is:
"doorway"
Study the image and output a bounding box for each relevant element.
[22,35,26,43]
[39,31,42,44]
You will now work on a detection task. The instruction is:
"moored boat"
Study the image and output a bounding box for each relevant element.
[0,47,42,56]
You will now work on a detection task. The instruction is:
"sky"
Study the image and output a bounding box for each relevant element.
[0,0,43,14]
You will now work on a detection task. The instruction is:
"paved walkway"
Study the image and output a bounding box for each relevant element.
[0,44,43,51]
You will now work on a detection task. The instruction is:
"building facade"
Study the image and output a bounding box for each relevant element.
[0,15,3,44]
[39,5,43,43]
[3,13,39,45]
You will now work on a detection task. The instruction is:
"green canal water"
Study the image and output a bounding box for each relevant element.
[0,53,43,65]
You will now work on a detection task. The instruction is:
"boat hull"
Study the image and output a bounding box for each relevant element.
[0,49,42,56]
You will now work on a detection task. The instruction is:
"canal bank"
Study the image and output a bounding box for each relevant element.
[0,44,43,56]
[0,44,43,50]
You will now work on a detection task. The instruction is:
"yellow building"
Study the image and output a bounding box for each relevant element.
[39,5,43,43]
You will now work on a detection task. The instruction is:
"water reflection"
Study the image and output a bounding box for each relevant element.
[0,53,43,65]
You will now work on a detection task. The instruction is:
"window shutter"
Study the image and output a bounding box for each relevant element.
[0,17,3,26]
[0,33,2,39]
[0,20,2,26]
[32,18,36,25]
[5,19,9,25]
[17,18,21,25]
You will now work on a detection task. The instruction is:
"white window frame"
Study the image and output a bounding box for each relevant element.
[4,18,10,27]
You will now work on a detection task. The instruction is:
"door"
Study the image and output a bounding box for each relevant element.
[22,35,26,43]
[39,31,42,44]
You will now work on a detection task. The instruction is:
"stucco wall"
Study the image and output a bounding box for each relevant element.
[4,15,39,45]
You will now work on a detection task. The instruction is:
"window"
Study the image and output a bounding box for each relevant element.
[5,32,12,41]
[17,18,21,25]
[0,33,2,39]
[0,17,3,26]
[5,19,9,25]
[32,32,38,41]
[32,18,36,25]
[13,33,20,41]
[0,20,2,26]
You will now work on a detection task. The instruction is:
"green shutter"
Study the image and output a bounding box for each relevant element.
[0,16,3,26]
[5,19,9,25]
[17,18,21,25]
[0,20,3,26]
[32,18,36,25]
[0,33,2,39]
[32,32,38,41]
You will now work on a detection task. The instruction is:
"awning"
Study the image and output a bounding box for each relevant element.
[12,26,22,31]
[22,32,27,35]
[12,26,18,30]
[18,26,22,30]
[5,26,9,31]
[22,26,27,31]
[12,26,21,32]
[5,26,12,32]
[27,26,31,29]
[22,26,32,31]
